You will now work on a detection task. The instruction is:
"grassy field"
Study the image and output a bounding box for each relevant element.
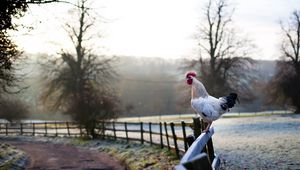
[117,110,293,123]
[212,114,300,169]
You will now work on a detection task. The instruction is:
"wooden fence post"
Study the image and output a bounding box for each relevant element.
[20,123,23,135]
[125,122,129,143]
[66,122,70,136]
[55,122,58,136]
[140,122,144,144]
[207,138,215,164]
[200,119,208,154]
[170,122,180,159]
[193,117,201,138]
[44,122,48,136]
[32,123,35,136]
[79,125,83,137]
[5,123,8,136]
[193,117,208,153]
[164,122,170,150]
[200,119,206,132]
[113,122,116,140]
[149,122,152,145]
[159,122,163,148]
[101,122,105,139]
[181,121,188,152]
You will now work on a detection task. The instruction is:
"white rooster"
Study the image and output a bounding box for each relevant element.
[186,71,239,132]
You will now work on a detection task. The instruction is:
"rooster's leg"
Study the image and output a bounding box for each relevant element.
[202,121,212,133]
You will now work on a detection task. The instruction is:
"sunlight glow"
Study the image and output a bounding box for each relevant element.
[9,0,300,60]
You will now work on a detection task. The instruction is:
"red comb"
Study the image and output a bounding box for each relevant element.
[186,71,197,78]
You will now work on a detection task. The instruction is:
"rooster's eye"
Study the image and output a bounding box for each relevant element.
[186,78,193,85]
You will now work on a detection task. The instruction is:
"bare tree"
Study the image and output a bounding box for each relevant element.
[41,0,120,138]
[266,10,300,113]
[186,0,255,100]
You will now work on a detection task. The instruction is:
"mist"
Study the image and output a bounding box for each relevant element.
[17,54,280,120]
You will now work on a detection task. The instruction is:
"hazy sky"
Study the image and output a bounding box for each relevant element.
[10,0,300,60]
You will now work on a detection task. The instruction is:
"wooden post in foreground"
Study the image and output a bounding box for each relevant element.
[206,137,215,164]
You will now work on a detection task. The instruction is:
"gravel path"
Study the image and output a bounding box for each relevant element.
[1,139,125,170]
[212,114,300,170]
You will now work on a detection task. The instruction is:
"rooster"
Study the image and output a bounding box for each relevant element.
[186,71,239,132]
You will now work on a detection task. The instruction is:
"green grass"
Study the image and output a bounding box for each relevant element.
[100,142,179,169]
[0,143,26,169]
[70,138,180,169]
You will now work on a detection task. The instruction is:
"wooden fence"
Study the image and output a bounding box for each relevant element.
[0,117,218,163]
[175,118,220,170]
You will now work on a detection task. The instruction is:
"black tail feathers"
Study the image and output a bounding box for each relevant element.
[221,93,239,111]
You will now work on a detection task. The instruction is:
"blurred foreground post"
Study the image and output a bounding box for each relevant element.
[175,117,220,170]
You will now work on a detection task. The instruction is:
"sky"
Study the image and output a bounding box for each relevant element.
[9,0,300,60]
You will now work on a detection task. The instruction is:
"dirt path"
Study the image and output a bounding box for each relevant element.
[2,140,125,170]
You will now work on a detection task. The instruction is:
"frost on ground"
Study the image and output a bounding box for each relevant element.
[0,143,27,169]
[213,114,300,170]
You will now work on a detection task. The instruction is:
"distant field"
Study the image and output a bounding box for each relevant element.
[0,110,293,124]
[213,114,300,169]
[117,110,293,123]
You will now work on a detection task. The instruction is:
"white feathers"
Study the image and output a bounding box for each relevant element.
[191,78,208,99]
[190,77,228,123]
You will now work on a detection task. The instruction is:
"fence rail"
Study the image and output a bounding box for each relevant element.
[175,118,220,170]
[0,118,217,162]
